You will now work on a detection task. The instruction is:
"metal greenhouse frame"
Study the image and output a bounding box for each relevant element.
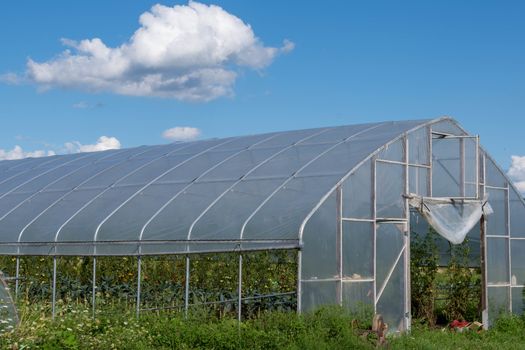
[0,116,523,332]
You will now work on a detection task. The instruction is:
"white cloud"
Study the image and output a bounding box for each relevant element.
[508,155,525,194]
[0,145,55,161]
[64,136,121,153]
[162,126,201,141]
[16,1,293,102]
[72,101,104,109]
[0,136,121,161]
[72,101,89,109]
[0,72,24,85]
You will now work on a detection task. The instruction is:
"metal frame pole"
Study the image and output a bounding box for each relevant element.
[336,186,343,306]
[428,126,433,197]
[184,255,190,317]
[481,153,489,328]
[237,254,243,323]
[372,157,377,313]
[404,135,411,331]
[52,256,57,319]
[92,257,97,319]
[136,256,142,318]
[460,137,465,197]
[15,257,20,299]
[296,249,302,313]
[506,182,512,313]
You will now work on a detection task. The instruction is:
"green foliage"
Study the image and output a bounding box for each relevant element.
[390,315,525,349]
[2,304,525,349]
[0,251,298,319]
[0,304,375,350]
[441,239,481,321]
[411,226,439,326]
[411,224,482,325]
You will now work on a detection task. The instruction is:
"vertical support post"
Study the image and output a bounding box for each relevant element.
[480,153,489,328]
[296,249,302,314]
[476,136,480,199]
[184,255,190,318]
[480,214,487,326]
[15,257,20,299]
[92,257,97,319]
[428,126,433,197]
[372,157,377,313]
[336,186,343,306]
[237,254,243,323]
[506,183,512,313]
[52,256,57,320]
[404,135,411,331]
[136,256,141,318]
[460,137,465,197]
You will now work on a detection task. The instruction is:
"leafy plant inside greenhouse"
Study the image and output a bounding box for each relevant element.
[411,226,482,327]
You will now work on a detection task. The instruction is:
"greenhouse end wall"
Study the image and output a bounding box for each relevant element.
[299,118,525,332]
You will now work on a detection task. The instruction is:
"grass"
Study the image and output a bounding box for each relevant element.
[1,304,525,349]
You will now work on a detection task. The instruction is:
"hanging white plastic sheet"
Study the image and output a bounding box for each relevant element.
[408,194,493,244]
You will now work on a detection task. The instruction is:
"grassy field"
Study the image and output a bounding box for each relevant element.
[1,304,525,350]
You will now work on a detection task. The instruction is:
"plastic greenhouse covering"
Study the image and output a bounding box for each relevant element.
[0,116,524,333]
[0,119,425,256]
[408,194,493,244]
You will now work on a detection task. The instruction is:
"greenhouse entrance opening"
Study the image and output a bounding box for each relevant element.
[409,208,483,327]
[408,130,485,327]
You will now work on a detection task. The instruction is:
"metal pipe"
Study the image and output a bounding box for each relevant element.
[506,183,512,313]
[52,256,57,319]
[136,256,142,318]
[481,153,489,328]
[460,137,465,197]
[15,257,19,299]
[404,135,411,331]
[428,126,433,197]
[184,255,190,318]
[237,254,243,323]
[372,157,377,313]
[92,257,96,319]
[296,249,302,314]
[336,186,343,306]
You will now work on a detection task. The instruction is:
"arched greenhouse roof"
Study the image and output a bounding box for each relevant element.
[0,118,447,256]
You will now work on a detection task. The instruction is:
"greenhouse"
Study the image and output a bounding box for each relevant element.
[0,116,523,333]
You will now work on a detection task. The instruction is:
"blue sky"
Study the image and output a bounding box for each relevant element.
[0,1,523,180]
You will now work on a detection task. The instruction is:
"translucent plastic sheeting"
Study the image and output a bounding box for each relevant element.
[488,287,510,324]
[511,240,525,286]
[431,138,461,198]
[408,194,492,245]
[0,118,473,256]
[512,287,524,315]
[248,121,423,241]
[376,256,405,333]
[378,138,404,162]
[486,188,507,236]
[300,192,337,280]
[410,210,481,267]
[409,166,429,197]
[376,224,405,292]
[376,162,405,218]
[510,189,525,238]
[408,127,429,165]
[342,159,372,219]
[343,221,373,279]
[342,281,374,311]
[487,238,510,285]
[300,281,338,313]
